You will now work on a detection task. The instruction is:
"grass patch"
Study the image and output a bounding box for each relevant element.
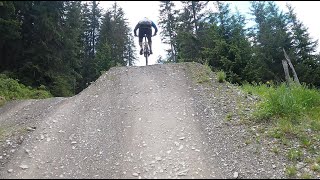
[276,118,297,137]
[107,74,116,81]
[0,127,6,141]
[316,156,320,164]
[242,82,320,140]
[271,147,279,154]
[196,64,211,84]
[0,74,52,106]
[268,128,284,139]
[242,82,273,98]
[186,62,212,84]
[280,136,292,146]
[299,135,312,148]
[242,82,320,178]
[245,139,252,145]
[248,83,320,122]
[301,173,312,179]
[225,113,232,121]
[305,157,314,164]
[310,163,320,172]
[287,149,303,161]
[255,135,261,144]
[286,165,297,177]
[217,70,226,83]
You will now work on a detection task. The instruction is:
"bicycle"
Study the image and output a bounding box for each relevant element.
[135,34,154,66]
[142,34,152,66]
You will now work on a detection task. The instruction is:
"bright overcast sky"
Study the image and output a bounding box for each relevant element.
[99,1,320,66]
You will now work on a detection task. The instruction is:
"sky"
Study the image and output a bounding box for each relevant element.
[99,1,320,66]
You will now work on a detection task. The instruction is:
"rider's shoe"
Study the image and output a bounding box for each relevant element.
[150,50,153,54]
[140,49,143,55]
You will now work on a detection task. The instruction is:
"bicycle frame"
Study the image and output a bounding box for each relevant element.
[143,35,150,66]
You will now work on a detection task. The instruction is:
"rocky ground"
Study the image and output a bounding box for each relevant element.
[0,62,290,178]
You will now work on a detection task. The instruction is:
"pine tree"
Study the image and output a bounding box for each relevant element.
[287,4,318,62]
[109,2,131,66]
[202,2,253,83]
[95,2,135,70]
[124,31,137,66]
[111,3,125,66]
[181,1,208,35]
[122,14,136,66]
[0,1,21,72]
[1,1,137,96]
[249,1,292,83]
[13,1,70,95]
[177,6,193,34]
[95,9,112,72]
[63,1,83,94]
[315,54,320,87]
[159,1,179,62]
[286,4,319,86]
[79,1,102,89]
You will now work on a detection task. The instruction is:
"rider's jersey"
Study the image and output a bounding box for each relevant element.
[134,18,158,34]
[138,19,154,29]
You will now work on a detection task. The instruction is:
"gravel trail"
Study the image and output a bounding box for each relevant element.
[0,63,287,178]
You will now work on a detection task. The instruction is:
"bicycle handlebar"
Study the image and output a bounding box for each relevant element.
[134,34,156,37]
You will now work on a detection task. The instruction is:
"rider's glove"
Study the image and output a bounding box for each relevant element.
[134,33,137,37]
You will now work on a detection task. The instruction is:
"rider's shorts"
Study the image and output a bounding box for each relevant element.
[139,27,152,43]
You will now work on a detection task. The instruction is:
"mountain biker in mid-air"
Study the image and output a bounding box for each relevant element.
[134,17,158,55]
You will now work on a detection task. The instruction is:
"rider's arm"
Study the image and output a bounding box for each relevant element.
[134,23,139,36]
[151,21,158,35]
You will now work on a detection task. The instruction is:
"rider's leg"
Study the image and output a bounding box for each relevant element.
[138,30,144,55]
[139,42,143,55]
[148,41,152,54]
[147,29,152,54]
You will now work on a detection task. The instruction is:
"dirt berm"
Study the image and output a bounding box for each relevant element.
[0,62,288,178]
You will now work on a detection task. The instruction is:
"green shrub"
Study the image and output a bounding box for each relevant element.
[38,84,47,90]
[0,96,6,106]
[50,76,73,97]
[217,70,226,83]
[0,74,52,106]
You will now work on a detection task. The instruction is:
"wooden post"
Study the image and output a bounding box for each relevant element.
[283,48,301,85]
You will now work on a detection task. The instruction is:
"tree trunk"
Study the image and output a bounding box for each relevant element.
[282,59,290,85]
[92,1,96,58]
[283,48,300,85]
[191,1,198,35]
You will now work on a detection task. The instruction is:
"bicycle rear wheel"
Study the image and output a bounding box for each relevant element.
[143,36,149,66]
[144,49,148,66]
